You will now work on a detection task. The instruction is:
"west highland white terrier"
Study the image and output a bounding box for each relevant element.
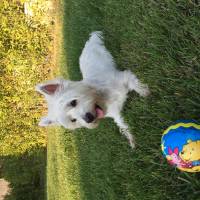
[36,31,150,148]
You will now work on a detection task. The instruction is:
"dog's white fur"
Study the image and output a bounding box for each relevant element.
[36,31,150,148]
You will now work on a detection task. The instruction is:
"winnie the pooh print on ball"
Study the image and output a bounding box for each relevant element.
[161,121,200,172]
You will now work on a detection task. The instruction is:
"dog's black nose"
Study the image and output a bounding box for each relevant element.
[84,112,95,123]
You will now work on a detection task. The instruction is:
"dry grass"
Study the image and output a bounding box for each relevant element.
[48,0,64,78]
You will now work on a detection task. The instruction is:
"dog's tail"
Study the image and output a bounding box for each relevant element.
[89,31,104,45]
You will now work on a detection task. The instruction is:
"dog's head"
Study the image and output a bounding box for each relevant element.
[36,78,105,129]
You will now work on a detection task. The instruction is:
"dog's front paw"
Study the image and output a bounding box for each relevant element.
[125,71,150,97]
[137,83,150,97]
[120,128,136,149]
[129,136,136,149]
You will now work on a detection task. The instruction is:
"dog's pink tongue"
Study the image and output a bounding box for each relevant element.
[96,107,104,119]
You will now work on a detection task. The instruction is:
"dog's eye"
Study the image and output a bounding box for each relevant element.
[71,118,77,123]
[70,99,77,107]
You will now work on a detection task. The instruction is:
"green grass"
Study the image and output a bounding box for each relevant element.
[48,0,200,199]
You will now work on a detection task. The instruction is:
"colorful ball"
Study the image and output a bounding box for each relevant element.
[161,121,200,172]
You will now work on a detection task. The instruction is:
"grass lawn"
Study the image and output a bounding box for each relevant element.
[48,0,200,199]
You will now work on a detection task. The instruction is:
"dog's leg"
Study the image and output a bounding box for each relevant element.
[121,70,150,97]
[113,114,135,149]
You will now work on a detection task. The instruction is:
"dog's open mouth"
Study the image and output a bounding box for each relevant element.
[95,104,105,119]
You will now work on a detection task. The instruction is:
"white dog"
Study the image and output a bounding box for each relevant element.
[36,31,150,148]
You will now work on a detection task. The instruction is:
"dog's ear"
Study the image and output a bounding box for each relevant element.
[39,116,58,127]
[35,78,65,96]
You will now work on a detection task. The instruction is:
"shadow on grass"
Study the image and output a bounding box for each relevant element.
[0,148,46,200]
